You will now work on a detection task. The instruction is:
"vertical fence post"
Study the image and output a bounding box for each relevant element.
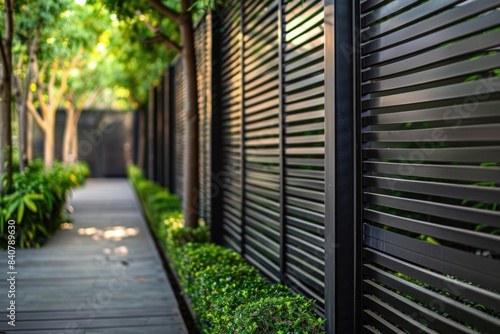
[210,9,224,244]
[156,83,165,186]
[140,104,148,173]
[132,109,139,165]
[239,2,247,256]
[278,0,287,285]
[148,87,156,180]
[324,0,359,333]
[169,65,177,194]
[164,69,171,190]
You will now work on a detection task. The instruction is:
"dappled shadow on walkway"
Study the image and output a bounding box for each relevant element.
[0,179,188,333]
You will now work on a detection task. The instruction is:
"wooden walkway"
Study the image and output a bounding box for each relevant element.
[0,179,189,334]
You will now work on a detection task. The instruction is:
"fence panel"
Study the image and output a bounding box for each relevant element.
[283,0,326,312]
[220,0,244,252]
[360,1,500,332]
[195,15,211,224]
[215,0,327,312]
[242,0,282,282]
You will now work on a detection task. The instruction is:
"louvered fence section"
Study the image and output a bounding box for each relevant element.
[195,15,211,224]
[220,0,244,252]
[283,0,326,312]
[360,1,500,332]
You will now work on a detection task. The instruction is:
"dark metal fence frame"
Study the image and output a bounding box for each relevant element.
[135,1,500,333]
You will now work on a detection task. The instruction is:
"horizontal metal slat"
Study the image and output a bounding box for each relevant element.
[364,208,500,254]
[286,157,324,167]
[245,203,280,226]
[364,0,500,54]
[364,192,500,228]
[363,309,405,334]
[286,122,324,134]
[286,273,325,307]
[285,97,324,113]
[245,245,280,281]
[363,30,500,80]
[363,52,500,94]
[287,243,324,270]
[246,184,280,200]
[286,215,324,236]
[364,225,500,289]
[362,77,500,110]
[285,168,324,180]
[364,175,500,203]
[286,109,324,123]
[285,2,323,36]
[245,227,280,254]
[287,252,324,281]
[364,248,500,311]
[284,47,324,74]
[287,232,324,258]
[286,186,324,202]
[285,73,325,93]
[361,0,463,40]
[362,0,422,27]
[363,146,500,164]
[286,89,323,108]
[364,124,500,143]
[362,101,500,125]
[363,294,437,334]
[364,8,500,67]
[287,262,324,292]
[364,281,476,334]
[364,264,500,333]
[287,204,324,224]
[246,191,279,209]
[246,215,280,241]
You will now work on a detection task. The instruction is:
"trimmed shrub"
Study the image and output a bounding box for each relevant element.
[0,160,90,249]
[128,165,325,334]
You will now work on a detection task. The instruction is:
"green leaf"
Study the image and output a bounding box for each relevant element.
[24,196,38,213]
[17,202,25,223]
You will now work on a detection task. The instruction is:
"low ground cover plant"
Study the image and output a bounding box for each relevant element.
[0,160,90,249]
[128,165,326,333]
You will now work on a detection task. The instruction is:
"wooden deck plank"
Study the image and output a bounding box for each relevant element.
[0,179,189,333]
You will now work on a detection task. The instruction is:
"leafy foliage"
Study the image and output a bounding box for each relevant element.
[0,160,90,249]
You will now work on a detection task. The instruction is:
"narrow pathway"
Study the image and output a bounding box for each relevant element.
[0,179,189,334]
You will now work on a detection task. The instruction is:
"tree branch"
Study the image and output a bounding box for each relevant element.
[48,60,59,106]
[137,10,182,53]
[33,56,50,118]
[146,0,181,24]
[54,50,84,108]
[26,90,46,132]
[142,33,181,53]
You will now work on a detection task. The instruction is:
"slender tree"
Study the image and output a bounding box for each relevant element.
[106,0,201,228]
[26,51,83,168]
[0,0,14,193]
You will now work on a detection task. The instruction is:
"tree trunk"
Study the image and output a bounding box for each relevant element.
[44,114,55,169]
[0,68,13,193]
[71,120,79,160]
[180,0,199,228]
[0,0,14,194]
[18,28,40,171]
[138,106,146,170]
[63,106,75,164]
[27,112,33,161]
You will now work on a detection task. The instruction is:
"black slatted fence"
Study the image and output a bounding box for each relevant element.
[137,1,500,332]
[359,1,500,333]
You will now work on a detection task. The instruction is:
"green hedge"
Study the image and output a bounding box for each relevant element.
[128,165,326,334]
[0,160,90,249]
